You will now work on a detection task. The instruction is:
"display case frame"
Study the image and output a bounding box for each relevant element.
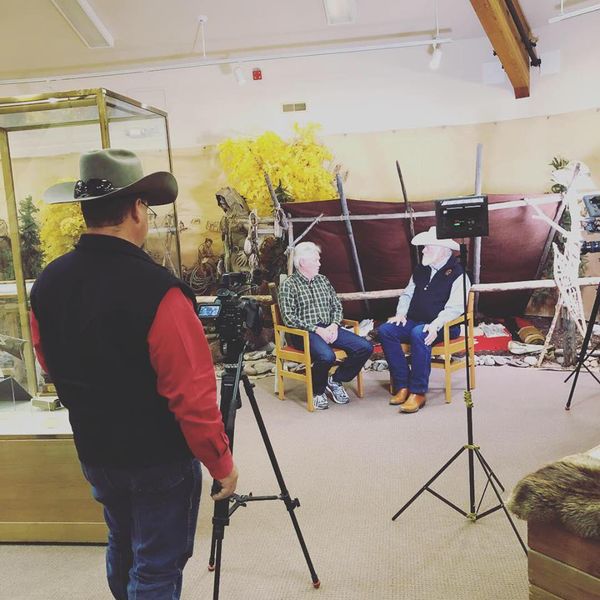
[0,87,181,398]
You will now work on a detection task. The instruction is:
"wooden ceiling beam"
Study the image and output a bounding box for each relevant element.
[470,0,534,99]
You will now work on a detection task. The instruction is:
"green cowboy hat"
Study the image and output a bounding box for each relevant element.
[43,148,178,206]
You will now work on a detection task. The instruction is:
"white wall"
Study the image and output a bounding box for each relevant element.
[1,14,600,149]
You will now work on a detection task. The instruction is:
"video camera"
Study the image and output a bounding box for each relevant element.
[197,272,263,360]
[581,241,600,255]
[581,194,600,253]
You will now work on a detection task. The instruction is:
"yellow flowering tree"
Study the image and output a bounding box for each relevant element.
[38,202,85,265]
[218,123,337,215]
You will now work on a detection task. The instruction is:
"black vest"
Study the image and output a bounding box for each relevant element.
[30,234,197,468]
[407,255,463,323]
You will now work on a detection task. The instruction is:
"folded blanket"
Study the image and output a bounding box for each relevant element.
[508,450,600,539]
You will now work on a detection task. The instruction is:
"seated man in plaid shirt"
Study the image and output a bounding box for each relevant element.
[278,242,373,410]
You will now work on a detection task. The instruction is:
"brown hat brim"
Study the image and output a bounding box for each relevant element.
[43,171,178,206]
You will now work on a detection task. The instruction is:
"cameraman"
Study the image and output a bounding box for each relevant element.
[29,149,238,600]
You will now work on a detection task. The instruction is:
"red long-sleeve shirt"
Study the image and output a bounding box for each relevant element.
[30,286,233,480]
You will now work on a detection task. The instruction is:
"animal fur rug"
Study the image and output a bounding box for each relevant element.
[508,452,600,539]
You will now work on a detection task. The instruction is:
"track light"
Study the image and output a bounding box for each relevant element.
[0,35,454,86]
[233,64,246,85]
[428,0,443,70]
[429,44,442,70]
[51,0,114,48]
[429,43,443,70]
[549,0,600,23]
[192,15,208,56]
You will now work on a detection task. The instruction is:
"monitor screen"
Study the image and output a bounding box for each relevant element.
[198,304,221,318]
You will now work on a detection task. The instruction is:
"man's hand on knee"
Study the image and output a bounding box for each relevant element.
[387,314,407,326]
[325,323,338,343]
[316,326,332,343]
[316,325,337,344]
[422,323,439,345]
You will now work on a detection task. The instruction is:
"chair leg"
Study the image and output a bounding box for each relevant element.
[305,365,314,412]
[469,344,476,390]
[277,360,285,401]
[444,355,452,403]
[357,370,364,398]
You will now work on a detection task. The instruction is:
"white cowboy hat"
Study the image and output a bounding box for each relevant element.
[44,148,177,206]
[411,226,460,251]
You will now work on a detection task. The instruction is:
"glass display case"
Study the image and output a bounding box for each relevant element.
[0,89,179,542]
[0,88,181,398]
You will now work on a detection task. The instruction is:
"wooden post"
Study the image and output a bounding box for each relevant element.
[264,171,280,211]
[560,305,578,367]
[473,143,483,314]
[337,174,370,313]
[287,222,294,276]
[396,160,419,267]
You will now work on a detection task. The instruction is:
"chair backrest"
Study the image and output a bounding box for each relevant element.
[268,282,283,326]
[467,289,475,316]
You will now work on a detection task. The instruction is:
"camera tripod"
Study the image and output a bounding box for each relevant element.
[564,282,600,410]
[208,341,320,600]
[391,243,527,555]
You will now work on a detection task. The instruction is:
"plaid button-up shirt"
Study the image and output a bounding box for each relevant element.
[278,271,343,332]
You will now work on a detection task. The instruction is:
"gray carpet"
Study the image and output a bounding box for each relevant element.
[2,366,600,600]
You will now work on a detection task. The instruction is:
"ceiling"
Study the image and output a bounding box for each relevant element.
[0,0,596,82]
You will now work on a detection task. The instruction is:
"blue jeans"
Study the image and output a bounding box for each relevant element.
[378,319,459,394]
[292,326,373,395]
[81,458,202,600]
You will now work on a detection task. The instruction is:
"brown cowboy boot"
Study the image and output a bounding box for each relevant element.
[400,393,426,413]
[389,388,409,405]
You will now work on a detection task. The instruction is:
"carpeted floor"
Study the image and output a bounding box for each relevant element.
[2,366,600,600]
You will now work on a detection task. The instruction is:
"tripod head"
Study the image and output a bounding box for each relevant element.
[198,272,263,364]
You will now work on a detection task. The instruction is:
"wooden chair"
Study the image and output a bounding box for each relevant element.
[270,301,365,412]
[398,290,476,403]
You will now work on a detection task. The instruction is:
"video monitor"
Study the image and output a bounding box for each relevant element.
[198,304,221,318]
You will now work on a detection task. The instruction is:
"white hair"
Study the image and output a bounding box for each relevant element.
[293,241,321,270]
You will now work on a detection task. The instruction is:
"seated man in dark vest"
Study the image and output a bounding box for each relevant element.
[30,149,238,599]
[378,226,470,413]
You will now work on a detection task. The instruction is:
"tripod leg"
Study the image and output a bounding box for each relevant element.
[566,355,585,411]
[564,342,600,383]
[392,446,466,520]
[208,529,217,571]
[241,376,320,588]
[474,449,527,555]
[566,282,600,410]
[476,451,505,493]
[283,500,321,588]
[211,537,224,600]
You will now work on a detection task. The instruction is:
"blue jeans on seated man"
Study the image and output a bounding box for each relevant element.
[291,325,373,395]
[81,457,201,600]
[378,319,459,394]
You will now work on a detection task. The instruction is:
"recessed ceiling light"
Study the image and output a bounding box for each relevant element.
[323,0,357,25]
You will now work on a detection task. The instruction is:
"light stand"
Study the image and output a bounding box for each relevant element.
[208,340,320,600]
[564,282,600,410]
[392,198,527,555]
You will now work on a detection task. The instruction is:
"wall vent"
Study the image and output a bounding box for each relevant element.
[282,102,307,113]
